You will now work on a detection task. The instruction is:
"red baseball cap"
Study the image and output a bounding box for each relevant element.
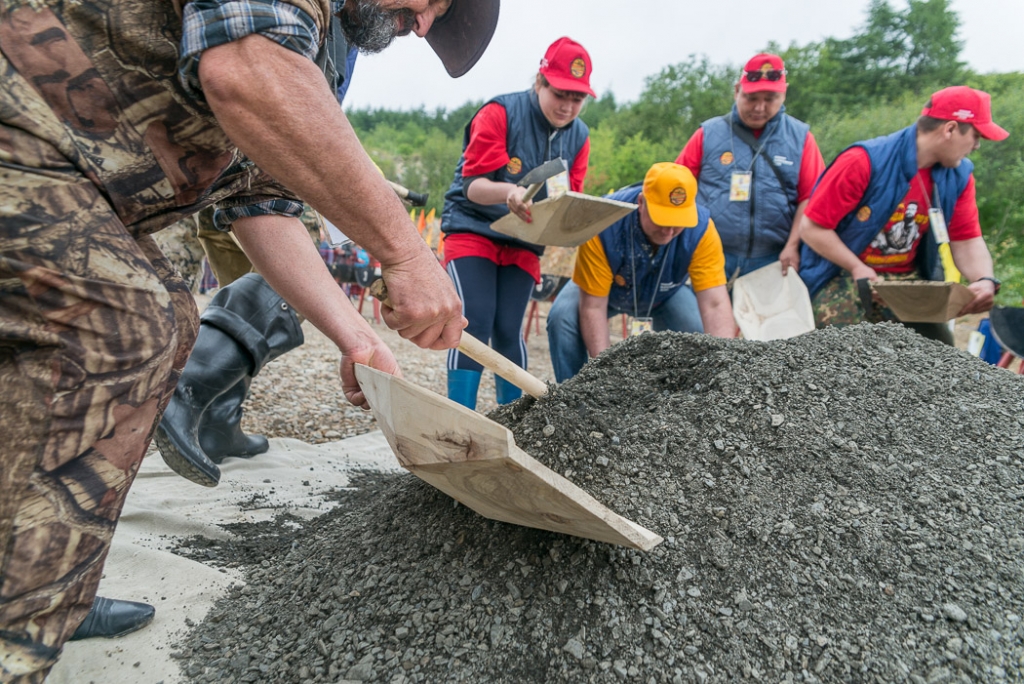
[921,86,1009,141]
[739,53,787,94]
[538,37,596,97]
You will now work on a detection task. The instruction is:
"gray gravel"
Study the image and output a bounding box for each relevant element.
[173,321,1024,683]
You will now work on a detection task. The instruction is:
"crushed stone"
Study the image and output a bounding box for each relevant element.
[175,323,1024,683]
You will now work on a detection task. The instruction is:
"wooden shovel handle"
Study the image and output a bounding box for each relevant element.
[369,280,549,398]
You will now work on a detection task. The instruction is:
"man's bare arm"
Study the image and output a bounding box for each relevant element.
[949,236,997,315]
[579,290,611,358]
[694,285,736,338]
[198,34,463,349]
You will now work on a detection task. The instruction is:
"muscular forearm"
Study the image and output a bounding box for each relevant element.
[579,293,611,358]
[695,286,736,338]
[232,216,379,353]
[199,35,426,269]
[199,35,463,349]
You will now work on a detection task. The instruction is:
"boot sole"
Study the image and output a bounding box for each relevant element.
[154,426,220,487]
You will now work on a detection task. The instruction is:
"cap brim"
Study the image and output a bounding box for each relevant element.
[647,202,698,229]
[424,0,499,78]
[541,73,596,98]
[740,79,787,94]
[975,120,1009,141]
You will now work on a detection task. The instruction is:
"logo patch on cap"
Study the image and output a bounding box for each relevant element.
[720,151,734,165]
[857,206,872,222]
[951,109,974,120]
[506,157,522,174]
[669,187,687,206]
[570,58,586,78]
[614,274,627,287]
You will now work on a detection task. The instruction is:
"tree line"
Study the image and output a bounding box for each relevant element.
[349,0,1023,302]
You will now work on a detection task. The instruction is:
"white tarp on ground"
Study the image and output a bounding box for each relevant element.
[48,433,400,684]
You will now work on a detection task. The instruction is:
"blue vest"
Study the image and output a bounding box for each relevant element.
[441,90,589,255]
[697,105,808,259]
[799,124,973,297]
[599,185,713,314]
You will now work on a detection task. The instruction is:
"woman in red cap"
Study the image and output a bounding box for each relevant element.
[439,36,595,409]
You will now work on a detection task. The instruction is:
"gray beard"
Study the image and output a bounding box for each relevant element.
[338,2,415,54]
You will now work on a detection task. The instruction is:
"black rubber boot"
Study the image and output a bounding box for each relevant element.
[199,375,268,464]
[155,274,304,486]
[69,597,155,641]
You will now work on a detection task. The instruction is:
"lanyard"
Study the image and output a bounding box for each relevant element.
[728,111,775,173]
[628,216,670,319]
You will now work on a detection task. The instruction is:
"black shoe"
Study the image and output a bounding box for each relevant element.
[69,597,155,641]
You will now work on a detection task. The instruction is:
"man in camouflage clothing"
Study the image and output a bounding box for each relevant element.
[0,0,496,679]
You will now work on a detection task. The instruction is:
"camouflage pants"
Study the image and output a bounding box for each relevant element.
[0,148,199,681]
[812,271,954,345]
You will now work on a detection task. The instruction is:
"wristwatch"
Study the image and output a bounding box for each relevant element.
[975,276,1001,294]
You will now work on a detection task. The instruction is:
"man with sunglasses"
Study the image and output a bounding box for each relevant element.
[676,53,825,281]
[799,86,1007,344]
[0,1,498,680]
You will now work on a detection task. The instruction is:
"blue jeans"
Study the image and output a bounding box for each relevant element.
[546,281,703,382]
[724,252,779,281]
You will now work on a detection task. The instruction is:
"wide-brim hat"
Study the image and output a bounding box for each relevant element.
[425,0,500,78]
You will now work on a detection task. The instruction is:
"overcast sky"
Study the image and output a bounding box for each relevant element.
[342,0,1024,112]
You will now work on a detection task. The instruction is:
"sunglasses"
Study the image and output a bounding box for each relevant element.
[744,69,786,82]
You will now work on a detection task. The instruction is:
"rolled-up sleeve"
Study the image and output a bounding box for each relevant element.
[178,0,321,103]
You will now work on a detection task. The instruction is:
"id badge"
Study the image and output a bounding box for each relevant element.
[629,317,654,337]
[729,172,752,202]
[545,171,570,199]
[928,208,950,244]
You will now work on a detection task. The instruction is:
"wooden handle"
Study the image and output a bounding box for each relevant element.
[521,182,543,203]
[456,334,548,398]
[369,280,549,398]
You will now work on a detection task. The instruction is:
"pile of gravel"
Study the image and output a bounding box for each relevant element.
[175,323,1024,683]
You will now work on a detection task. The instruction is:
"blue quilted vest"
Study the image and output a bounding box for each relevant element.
[600,185,713,314]
[697,105,808,259]
[441,90,590,255]
[799,124,973,298]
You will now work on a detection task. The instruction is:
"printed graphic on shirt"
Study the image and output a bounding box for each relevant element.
[856,206,872,222]
[862,198,929,272]
[507,157,523,174]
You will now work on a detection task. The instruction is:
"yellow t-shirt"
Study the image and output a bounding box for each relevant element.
[573,219,727,297]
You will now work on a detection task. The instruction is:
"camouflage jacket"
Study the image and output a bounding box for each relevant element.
[0,0,332,237]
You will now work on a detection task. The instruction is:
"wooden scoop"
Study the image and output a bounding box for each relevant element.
[369,279,549,398]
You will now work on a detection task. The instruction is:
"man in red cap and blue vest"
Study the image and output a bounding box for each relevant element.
[677,53,825,280]
[799,86,1008,344]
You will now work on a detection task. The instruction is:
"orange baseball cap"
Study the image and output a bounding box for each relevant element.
[922,86,1009,141]
[538,36,596,97]
[642,163,699,228]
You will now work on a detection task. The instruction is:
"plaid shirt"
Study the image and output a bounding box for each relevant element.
[178,0,324,223]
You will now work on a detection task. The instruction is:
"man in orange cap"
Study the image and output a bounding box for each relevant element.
[676,53,825,280]
[547,163,735,382]
[799,86,1008,343]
